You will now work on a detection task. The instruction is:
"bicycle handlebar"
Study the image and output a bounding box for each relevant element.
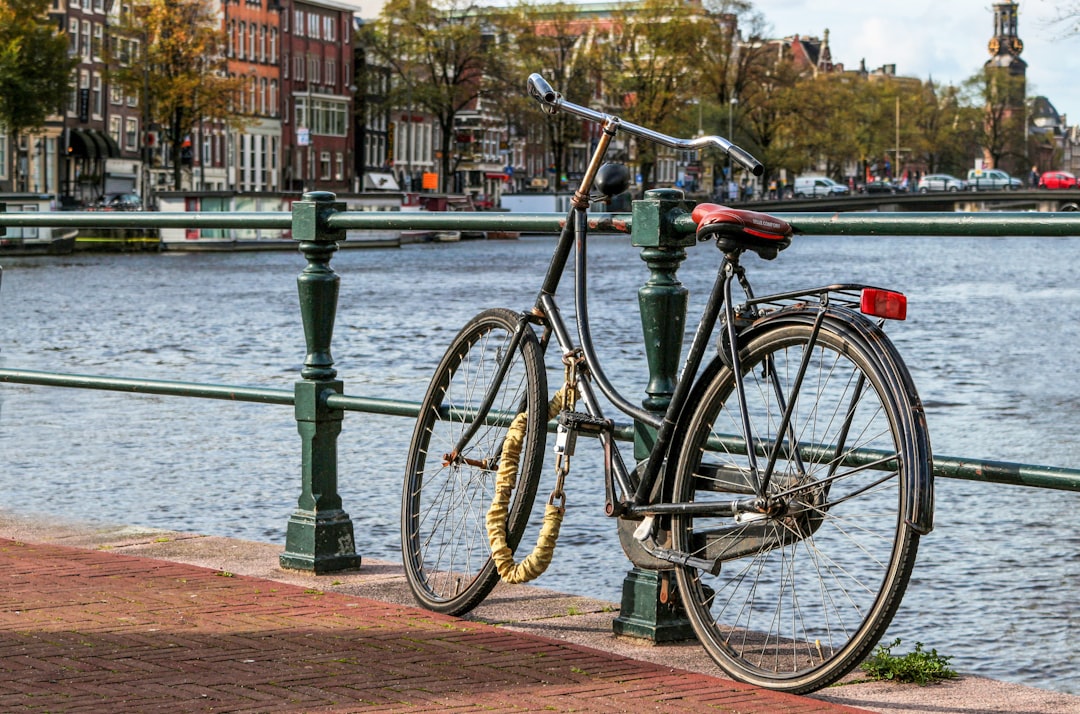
[527,73,764,177]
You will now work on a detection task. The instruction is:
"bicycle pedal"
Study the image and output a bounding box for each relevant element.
[557,410,610,435]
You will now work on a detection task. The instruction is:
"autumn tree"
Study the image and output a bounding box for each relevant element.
[493,1,600,192]
[370,0,493,193]
[109,0,243,190]
[908,80,980,175]
[0,0,74,152]
[773,73,861,179]
[963,66,1027,172]
[597,0,705,191]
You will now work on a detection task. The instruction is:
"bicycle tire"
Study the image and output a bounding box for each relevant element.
[402,308,547,615]
[671,311,930,693]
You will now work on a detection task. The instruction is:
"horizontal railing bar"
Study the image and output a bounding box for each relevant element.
[0,212,294,230]
[1,210,1079,237]
[706,211,1080,237]
[2,367,1078,492]
[0,369,294,405]
[932,455,1080,491]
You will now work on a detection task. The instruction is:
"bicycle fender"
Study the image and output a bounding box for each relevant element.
[681,306,934,536]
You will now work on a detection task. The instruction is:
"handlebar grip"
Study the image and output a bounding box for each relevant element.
[527,73,558,107]
[729,145,764,177]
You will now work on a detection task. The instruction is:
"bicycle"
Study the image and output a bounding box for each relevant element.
[401,73,934,694]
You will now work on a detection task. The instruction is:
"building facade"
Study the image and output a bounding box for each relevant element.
[279,0,355,193]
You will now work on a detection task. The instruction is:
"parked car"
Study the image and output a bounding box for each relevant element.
[966,168,1021,191]
[917,174,967,192]
[792,176,849,198]
[1038,170,1078,190]
[859,179,904,195]
[99,193,143,211]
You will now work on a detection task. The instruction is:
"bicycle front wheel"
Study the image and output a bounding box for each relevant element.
[402,308,547,615]
[671,314,930,693]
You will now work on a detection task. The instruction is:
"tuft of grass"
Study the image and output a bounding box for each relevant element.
[861,638,958,685]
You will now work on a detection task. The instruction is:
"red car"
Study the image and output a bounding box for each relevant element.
[1038,170,1078,189]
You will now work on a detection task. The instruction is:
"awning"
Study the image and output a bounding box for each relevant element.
[67,128,97,159]
[93,130,121,158]
[484,172,510,181]
[363,172,400,191]
[85,130,110,158]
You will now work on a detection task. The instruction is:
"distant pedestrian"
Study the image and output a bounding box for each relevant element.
[1029,166,1040,187]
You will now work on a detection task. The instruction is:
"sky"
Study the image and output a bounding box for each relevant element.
[753,1,1079,120]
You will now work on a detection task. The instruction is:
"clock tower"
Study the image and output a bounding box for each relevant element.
[986,1,1027,78]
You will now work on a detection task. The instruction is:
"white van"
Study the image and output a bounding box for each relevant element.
[793,176,850,198]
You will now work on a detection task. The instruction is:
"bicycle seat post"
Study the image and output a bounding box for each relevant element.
[612,186,697,643]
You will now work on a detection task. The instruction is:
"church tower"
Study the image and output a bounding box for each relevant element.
[982,1,1028,173]
[986,1,1027,78]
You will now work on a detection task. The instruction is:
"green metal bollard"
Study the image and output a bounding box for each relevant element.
[612,188,696,642]
[280,191,362,574]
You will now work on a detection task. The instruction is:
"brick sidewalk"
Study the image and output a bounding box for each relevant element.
[0,538,869,713]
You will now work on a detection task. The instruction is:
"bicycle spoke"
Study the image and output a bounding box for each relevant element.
[402,309,546,615]
[673,318,925,693]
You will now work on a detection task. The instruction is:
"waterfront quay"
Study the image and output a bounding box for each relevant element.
[2,513,1078,714]
[3,204,1080,709]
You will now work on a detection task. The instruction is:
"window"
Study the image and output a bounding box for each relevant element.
[325,59,335,88]
[323,16,335,42]
[81,20,91,60]
[320,151,331,180]
[92,23,103,59]
[125,117,138,151]
[269,28,278,62]
[294,10,303,36]
[91,72,102,116]
[335,152,343,181]
[68,18,78,55]
[269,79,278,116]
[259,77,267,115]
[259,25,266,62]
[238,22,246,59]
[294,54,304,81]
[110,84,122,105]
[309,56,319,84]
[248,23,256,60]
[109,116,121,144]
[308,13,319,39]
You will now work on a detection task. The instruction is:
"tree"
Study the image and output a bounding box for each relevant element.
[370,0,493,193]
[963,66,1027,171]
[109,0,243,190]
[0,0,74,144]
[907,80,979,175]
[775,73,860,179]
[598,0,705,191]
[493,1,599,192]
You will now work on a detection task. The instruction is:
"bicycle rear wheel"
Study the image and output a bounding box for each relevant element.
[671,314,930,693]
[402,308,547,615]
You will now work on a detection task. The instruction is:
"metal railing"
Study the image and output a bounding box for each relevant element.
[2,191,1079,574]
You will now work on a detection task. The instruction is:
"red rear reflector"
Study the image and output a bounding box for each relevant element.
[860,288,907,320]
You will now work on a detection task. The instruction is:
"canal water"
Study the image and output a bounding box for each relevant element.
[0,233,1077,694]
